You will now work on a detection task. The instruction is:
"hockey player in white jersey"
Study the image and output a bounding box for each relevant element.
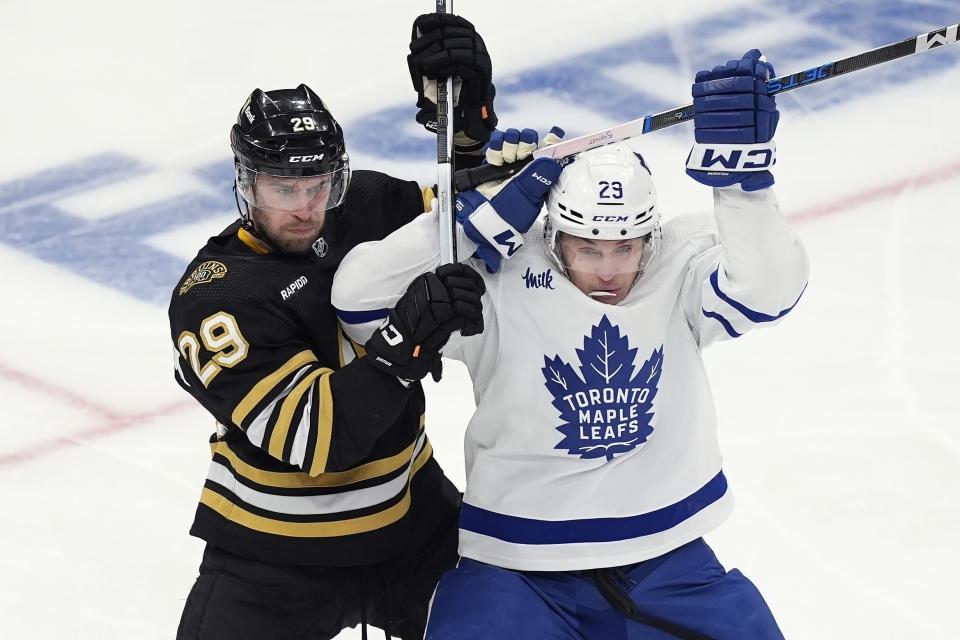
[333,50,807,639]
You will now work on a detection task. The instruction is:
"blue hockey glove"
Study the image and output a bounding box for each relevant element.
[474,125,564,200]
[686,49,779,191]
[483,126,564,167]
[456,156,562,273]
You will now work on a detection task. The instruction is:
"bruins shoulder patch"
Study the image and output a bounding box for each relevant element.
[180,260,228,295]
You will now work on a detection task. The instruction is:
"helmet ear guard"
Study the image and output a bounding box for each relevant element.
[544,142,662,276]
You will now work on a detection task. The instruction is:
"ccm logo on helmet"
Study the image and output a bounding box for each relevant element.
[592,215,628,222]
[289,154,325,163]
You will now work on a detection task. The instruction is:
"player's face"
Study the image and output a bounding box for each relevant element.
[250,175,331,253]
[559,235,645,305]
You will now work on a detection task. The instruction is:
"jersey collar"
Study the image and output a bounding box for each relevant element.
[237,226,273,254]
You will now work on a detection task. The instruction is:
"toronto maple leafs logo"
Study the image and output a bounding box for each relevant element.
[542,315,663,461]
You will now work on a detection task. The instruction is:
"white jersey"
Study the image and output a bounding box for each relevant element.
[332,186,808,571]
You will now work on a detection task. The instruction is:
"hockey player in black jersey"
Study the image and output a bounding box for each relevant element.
[171,16,493,640]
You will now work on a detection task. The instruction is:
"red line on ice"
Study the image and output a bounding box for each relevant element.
[0,362,193,467]
[0,362,123,420]
[789,159,960,223]
[2,157,959,467]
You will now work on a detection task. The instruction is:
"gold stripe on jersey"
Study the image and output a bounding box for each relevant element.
[237,227,272,254]
[199,441,434,537]
[351,339,367,359]
[421,186,435,213]
[337,326,366,365]
[267,367,334,461]
[232,350,317,427]
[209,414,425,488]
[308,373,335,476]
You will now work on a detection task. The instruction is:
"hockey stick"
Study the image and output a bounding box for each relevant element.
[454,22,960,191]
[435,0,458,264]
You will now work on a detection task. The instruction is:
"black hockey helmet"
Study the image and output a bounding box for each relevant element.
[231,84,351,215]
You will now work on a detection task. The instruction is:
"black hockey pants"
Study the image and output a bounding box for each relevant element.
[176,508,459,640]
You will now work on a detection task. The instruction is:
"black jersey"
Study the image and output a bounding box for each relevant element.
[168,170,453,566]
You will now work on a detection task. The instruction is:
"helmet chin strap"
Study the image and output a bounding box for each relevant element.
[233,184,282,252]
[233,183,250,224]
[233,162,266,237]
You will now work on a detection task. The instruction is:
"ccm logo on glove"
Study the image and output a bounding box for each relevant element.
[379,323,404,347]
[531,172,554,186]
[689,145,774,172]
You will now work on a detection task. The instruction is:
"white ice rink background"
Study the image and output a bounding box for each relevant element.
[1,1,958,638]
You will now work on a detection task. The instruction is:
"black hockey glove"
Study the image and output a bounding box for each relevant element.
[437,263,486,336]
[408,13,498,150]
[364,264,485,383]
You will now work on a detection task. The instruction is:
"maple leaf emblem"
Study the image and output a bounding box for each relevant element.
[541,315,663,462]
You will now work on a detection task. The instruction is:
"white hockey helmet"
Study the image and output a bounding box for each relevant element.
[544,142,660,276]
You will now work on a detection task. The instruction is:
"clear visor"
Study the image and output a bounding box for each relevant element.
[558,233,650,277]
[236,166,349,214]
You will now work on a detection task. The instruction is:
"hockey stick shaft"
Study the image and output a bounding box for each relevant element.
[635,22,960,140]
[454,22,959,190]
[436,0,458,264]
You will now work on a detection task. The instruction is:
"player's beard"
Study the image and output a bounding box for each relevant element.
[263,227,322,254]
[250,209,325,254]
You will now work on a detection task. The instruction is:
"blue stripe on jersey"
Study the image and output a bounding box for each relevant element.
[335,308,389,324]
[459,471,727,545]
[701,309,742,338]
[708,268,806,323]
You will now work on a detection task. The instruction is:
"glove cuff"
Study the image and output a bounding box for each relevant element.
[686,141,776,173]
[454,132,486,154]
[458,192,525,260]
